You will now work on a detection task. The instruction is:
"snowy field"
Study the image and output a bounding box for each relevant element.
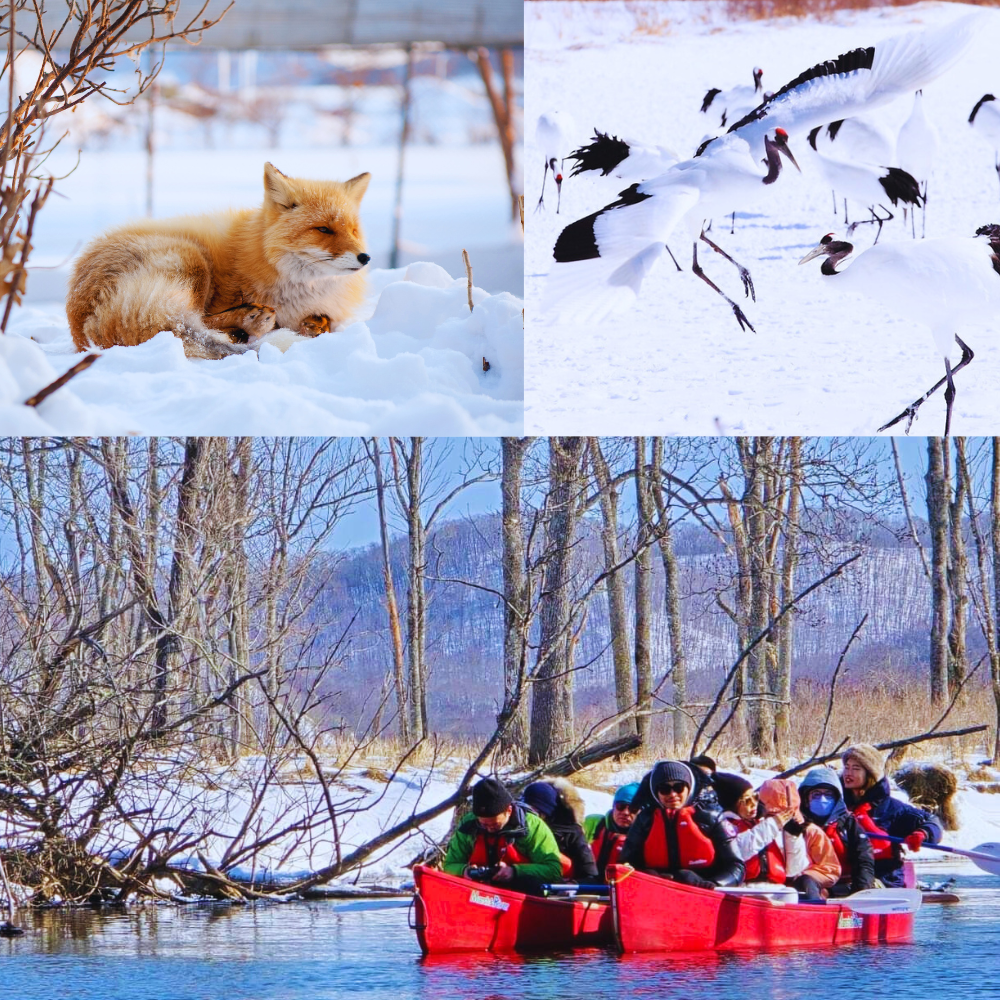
[526,1,1000,435]
[3,88,523,433]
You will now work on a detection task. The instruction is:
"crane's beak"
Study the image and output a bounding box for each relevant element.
[798,244,828,265]
[777,138,801,173]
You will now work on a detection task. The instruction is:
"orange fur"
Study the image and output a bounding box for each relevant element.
[67,163,371,359]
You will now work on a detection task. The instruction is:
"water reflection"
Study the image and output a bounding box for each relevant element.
[2,874,997,1000]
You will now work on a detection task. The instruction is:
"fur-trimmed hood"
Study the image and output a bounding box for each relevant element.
[524,777,587,826]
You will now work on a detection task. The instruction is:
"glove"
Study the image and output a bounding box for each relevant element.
[905,831,926,852]
[671,869,715,890]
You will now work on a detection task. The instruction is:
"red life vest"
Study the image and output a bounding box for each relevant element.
[468,830,531,868]
[732,816,786,884]
[852,803,895,861]
[591,820,626,874]
[825,821,849,875]
[642,806,716,871]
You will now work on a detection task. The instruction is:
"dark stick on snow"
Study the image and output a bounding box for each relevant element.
[24,353,99,407]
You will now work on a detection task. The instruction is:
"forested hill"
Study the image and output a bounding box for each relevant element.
[312,511,949,737]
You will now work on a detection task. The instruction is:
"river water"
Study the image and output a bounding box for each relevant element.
[3,869,997,999]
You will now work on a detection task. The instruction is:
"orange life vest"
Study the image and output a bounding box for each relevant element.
[557,851,574,877]
[852,803,895,861]
[591,820,626,875]
[642,805,716,871]
[732,816,786,884]
[468,831,531,868]
[825,821,848,874]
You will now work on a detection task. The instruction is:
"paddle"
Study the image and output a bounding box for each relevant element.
[866,834,1000,876]
[542,884,609,894]
[837,887,922,915]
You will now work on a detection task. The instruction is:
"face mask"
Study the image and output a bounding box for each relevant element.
[808,792,837,818]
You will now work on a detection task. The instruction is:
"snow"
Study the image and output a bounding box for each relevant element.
[525,1,1000,435]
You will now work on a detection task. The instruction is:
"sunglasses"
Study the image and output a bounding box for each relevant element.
[656,782,688,795]
[613,801,634,811]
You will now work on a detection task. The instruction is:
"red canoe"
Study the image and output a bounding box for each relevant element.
[412,864,613,953]
[606,864,915,952]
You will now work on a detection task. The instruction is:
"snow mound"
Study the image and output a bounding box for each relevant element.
[3,264,523,434]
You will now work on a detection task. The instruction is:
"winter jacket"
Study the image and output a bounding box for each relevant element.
[442,804,563,883]
[800,767,874,893]
[619,801,745,887]
[585,811,631,880]
[520,778,599,882]
[844,777,943,887]
[801,823,842,888]
[723,811,810,883]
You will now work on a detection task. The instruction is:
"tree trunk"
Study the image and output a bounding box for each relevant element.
[369,438,409,744]
[774,437,801,765]
[227,438,253,755]
[404,438,428,742]
[948,437,969,694]
[926,437,951,707]
[499,437,531,762]
[588,438,634,737]
[633,437,653,746]
[529,437,586,766]
[650,438,688,754]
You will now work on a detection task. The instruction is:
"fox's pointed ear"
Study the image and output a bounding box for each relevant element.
[264,162,296,209]
[343,172,371,203]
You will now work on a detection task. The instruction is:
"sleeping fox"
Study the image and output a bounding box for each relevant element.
[67,163,371,359]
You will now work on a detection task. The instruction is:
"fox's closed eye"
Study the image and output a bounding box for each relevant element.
[316,226,335,234]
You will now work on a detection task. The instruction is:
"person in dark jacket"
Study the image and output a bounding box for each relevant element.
[619,760,744,888]
[799,766,875,897]
[841,743,943,888]
[522,778,599,883]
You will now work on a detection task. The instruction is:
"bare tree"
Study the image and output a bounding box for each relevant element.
[633,437,653,745]
[926,437,951,707]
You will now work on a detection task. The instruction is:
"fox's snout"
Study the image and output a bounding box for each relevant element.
[357,253,370,266]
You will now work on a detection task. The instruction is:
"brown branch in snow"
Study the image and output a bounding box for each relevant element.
[23,352,99,406]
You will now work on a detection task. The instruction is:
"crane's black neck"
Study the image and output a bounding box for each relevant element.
[762,135,783,185]
[821,240,854,275]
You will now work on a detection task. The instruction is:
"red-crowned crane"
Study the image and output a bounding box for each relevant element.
[701,67,764,129]
[542,13,981,329]
[798,225,1000,435]
[896,89,938,235]
[969,94,1000,197]
[536,111,576,214]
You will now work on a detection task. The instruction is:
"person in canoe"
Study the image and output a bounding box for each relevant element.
[521,779,600,883]
[583,782,640,881]
[618,760,744,889]
[841,744,943,888]
[799,765,874,897]
[442,776,563,895]
[713,774,811,891]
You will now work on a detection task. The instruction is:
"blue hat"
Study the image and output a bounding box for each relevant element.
[523,781,559,818]
[614,782,640,806]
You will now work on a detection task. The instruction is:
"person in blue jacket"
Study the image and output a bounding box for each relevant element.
[840,743,943,887]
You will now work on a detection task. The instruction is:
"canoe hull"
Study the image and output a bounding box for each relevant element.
[412,865,613,954]
[607,864,915,953]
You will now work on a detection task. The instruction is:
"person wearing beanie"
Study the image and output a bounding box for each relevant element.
[522,779,599,883]
[442,776,563,895]
[715,775,810,893]
[619,760,744,889]
[840,745,943,888]
[584,781,641,881]
[799,766,871,897]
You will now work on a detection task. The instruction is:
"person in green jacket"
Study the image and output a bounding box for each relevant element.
[442,777,563,896]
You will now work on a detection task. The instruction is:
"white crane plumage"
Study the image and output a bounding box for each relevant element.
[701,67,764,128]
[969,94,1000,196]
[536,111,577,213]
[543,14,981,326]
[895,89,939,235]
[799,226,1000,435]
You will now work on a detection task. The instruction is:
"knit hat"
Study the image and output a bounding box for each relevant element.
[712,771,753,813]
[472,776,513,816]
[522,781,559,818]
[614,782,641,807]
[758,778,800,813]
[651,760,695,800]
[842,743,885,781]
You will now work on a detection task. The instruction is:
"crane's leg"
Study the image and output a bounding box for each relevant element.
[699,230,755,301]
[691,242,756,333]
[943,357,957,437]
[665,243,683,272]
[844,198,849,225]
[995,157,1000,197]
[877,336,974,434]
[921,181,928,239]
[535,159,550,212]
[872,205,894,244]
[832,189,837,215]
[731,211,736,235]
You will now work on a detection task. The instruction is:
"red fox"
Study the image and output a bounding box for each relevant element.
[67,163,371,359]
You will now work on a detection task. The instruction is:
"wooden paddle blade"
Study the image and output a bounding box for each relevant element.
[841,888,922,915]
